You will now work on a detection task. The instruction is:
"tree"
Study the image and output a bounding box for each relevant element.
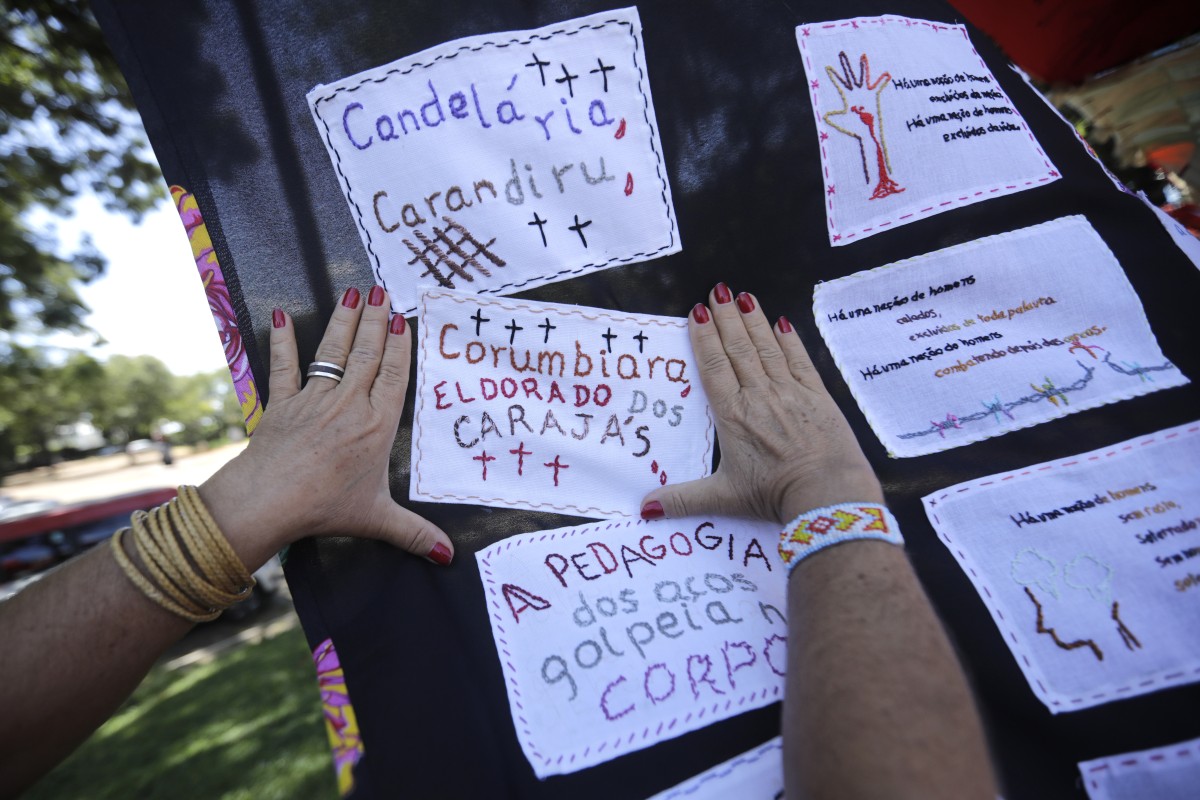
[0,345,105,468]
[1,0,162,335]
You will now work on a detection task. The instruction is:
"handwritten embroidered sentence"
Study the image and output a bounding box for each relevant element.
[814,217,1186,456]
[413,290,711,517]
[797,16,1059,244]
[308,8,678,314]
[479,517,786,777]
[431,308,693,478]
[923,421,1200,711]
[1004,481,1199,591]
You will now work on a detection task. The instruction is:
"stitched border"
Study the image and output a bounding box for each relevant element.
[811,215,1190,458]
[796,15,1060,245]
[658,737,783,798]
[477,519,784,771]
[921,421,1200,711]
[309,9,677,316]
[412,290,715,517]
[1080,736,1199,794]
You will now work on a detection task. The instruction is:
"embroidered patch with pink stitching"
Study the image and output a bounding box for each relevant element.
[411,288,713,518]
[795,15,1060,245]
[476,515,786,777]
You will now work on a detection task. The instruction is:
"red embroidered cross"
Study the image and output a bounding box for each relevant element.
[473,450,496,480]
[544,455,570,486]
[510,441,532,475]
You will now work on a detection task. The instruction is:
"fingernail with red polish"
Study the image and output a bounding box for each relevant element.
[368,285,385,306]
[736,293,755,314]
[427,542,453,566]
[342,287,361,309]
[641,501,665,520]
[272,308,286,329]
[692,303,710,324]
[778,315,793,334]
[714,282,733,304]
[389,314,406,335]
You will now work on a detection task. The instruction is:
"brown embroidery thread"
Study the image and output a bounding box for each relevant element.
[1024,587,1103,661]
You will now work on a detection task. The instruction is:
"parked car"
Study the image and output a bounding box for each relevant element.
[0,489,279,619]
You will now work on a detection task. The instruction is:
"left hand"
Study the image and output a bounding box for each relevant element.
[199,286,454,571]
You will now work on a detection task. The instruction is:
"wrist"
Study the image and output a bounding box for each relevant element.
[197,456,292,573]
[779,465,884,523]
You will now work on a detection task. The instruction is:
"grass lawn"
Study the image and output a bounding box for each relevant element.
[27,625,338,800]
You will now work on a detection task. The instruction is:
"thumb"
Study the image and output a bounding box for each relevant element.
[372,501,456,566]
[640,475,734,520]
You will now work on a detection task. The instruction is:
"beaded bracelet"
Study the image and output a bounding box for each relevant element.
[110,486,255,623]
[778,503,904,573]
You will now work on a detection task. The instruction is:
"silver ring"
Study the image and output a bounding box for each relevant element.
[306,361,345,383]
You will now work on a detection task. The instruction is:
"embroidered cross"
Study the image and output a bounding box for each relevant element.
[544,455,570,486]
[632,331,648,353]
[810,79,820,90]
[568,214,592,247]
[538,317,556,344]
[589,58,615,92]
[601,327,618,353]
[470,308,490,336]
[504,318,523,344]
[555,63,579,97]
[801,27,811,36]
[525,53,550,85]
[510,442,532,476]
[827,185,836,196]
[820,131,829,141]
[472,450,496,481]
[528,212,548,247]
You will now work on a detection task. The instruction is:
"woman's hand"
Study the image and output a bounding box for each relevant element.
[641,283,882,524]
[199,286,454,571]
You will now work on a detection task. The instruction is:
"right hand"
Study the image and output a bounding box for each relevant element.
[640,283,883,524]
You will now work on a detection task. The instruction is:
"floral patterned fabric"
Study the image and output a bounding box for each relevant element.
[313,638,365,795]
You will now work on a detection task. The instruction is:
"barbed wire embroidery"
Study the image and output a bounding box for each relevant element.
[402,215,506,288]
[896,353,1178,441]
[823,52,905,200]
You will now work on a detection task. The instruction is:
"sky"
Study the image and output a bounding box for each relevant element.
[39,193,231,376]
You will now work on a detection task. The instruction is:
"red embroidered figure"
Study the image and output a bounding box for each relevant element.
[822,52,905,201]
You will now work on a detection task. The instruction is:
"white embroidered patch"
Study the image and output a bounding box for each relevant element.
[922,421,1200,713]
[813,216,1188,457]
[795,15,1060,245]
[307,8,679,315]
[647,737,783,800]
[1080,735,1200,800]
[476,516,786,777]
[411,289,713,518]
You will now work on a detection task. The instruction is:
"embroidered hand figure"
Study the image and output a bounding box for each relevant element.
[823,52,905,200]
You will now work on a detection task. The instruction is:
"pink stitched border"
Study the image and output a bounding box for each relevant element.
[797,15,1060,245]
[923,421,1200,710]
[478,518,784,769]
[412,290,716,517]
[1082,737,1199,793]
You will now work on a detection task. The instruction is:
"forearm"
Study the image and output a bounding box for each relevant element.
[0,541,193,794]
[783,539,996,799]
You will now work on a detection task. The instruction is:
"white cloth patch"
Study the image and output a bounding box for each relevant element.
[647,737,783,800]
[813,216,1188,457]
[307,8,679,316]
[922,420,1200,712]
[1140,192,1200,272]
[1080,736,1200,800]
[477,516,787,777]
[795,16,1059,245]
[412,288,713,517]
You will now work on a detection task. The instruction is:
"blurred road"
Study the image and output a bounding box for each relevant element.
[2,441,308,667]
[2,441,248,506]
